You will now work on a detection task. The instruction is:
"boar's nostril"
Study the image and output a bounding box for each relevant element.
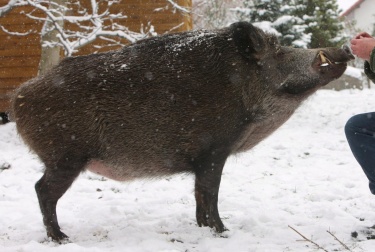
[342,45,351,54]
[342,45,355,60]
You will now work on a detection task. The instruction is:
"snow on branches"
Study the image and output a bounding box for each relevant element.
[0,0,159,56]
[0,0,26,17]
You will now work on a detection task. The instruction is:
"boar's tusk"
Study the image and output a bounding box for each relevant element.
[318,51,333,66]
[319,51,326,63]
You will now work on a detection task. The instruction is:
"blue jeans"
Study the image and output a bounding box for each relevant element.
[345,112,375,194]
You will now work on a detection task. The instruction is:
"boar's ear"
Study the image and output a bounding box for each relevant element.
[231,22,266,60]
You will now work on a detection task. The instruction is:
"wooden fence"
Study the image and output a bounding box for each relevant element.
[0,0,192,112]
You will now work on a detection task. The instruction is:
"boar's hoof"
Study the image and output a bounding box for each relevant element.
[199,218,228,234]
[196,209,228,233]
[47,228,69,243]
[214,224,229,234]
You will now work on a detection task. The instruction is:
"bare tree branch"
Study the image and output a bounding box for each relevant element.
[1,25,33,36]
[167,0,190,14]
[164,22,185,34]
[13,0,149,56]
[1,0,183,68]
[326,230,352,251]
[0,0,27,17]
[37,0,66,74]
[288,225,329,252]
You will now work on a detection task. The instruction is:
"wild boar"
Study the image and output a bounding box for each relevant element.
[11,22,353,241]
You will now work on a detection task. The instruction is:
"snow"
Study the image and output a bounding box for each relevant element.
[345,66,363,79]
[273,15,295,27]
[166,30,217,53]
[2,89,375,251]
[253,21,281,37]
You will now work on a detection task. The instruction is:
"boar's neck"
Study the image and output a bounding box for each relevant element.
[232,91,307,153]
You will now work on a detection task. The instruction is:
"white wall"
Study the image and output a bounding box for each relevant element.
[347,0,375,33]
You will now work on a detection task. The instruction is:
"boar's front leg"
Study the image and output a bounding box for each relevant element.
[194,154,228,233]
[35,154,87,242]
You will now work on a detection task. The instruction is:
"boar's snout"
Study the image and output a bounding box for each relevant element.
[313,45,354,79]
[319,45,354,64]
[341,45,355,60]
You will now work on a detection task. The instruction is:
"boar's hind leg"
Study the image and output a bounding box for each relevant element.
[35,155,87,242]
[194,155,228,233]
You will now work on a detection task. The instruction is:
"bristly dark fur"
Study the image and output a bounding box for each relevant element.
[11,22,353,241]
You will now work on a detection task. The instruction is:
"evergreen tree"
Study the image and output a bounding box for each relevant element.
[275,4,310,47]
[236,0,346,48]
[237,0,310,48]
[245,0,282,22]
[295,0,346,48]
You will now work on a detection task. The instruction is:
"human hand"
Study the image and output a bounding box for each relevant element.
[354,32,372,39]
[350,33,375,61]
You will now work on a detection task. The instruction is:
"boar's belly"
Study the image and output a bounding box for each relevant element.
[85,160,156,181]
[86,160,128,181]
[85,159,183,181]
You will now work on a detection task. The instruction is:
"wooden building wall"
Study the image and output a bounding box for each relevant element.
[0,0,192,112]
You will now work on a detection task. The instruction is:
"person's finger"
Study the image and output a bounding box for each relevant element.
[355,32,372,39]
[350,44,359,55]
[350,39,357,45]
[361,32,372,38]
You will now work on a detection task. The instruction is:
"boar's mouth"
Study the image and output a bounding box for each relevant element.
[280,46,354,95]
[317,51,350,67]
[316,46,354,68]
[313,46,354,79]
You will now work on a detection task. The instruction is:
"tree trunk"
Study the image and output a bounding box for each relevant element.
[38,0,66,76]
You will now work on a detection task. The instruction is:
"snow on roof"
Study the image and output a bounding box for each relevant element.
[340,0,365,17]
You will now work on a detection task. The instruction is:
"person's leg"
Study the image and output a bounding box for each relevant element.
[0,112,9,124]
[345,112,375,194]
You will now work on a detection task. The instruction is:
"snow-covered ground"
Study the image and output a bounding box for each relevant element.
[1,88,375,251]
